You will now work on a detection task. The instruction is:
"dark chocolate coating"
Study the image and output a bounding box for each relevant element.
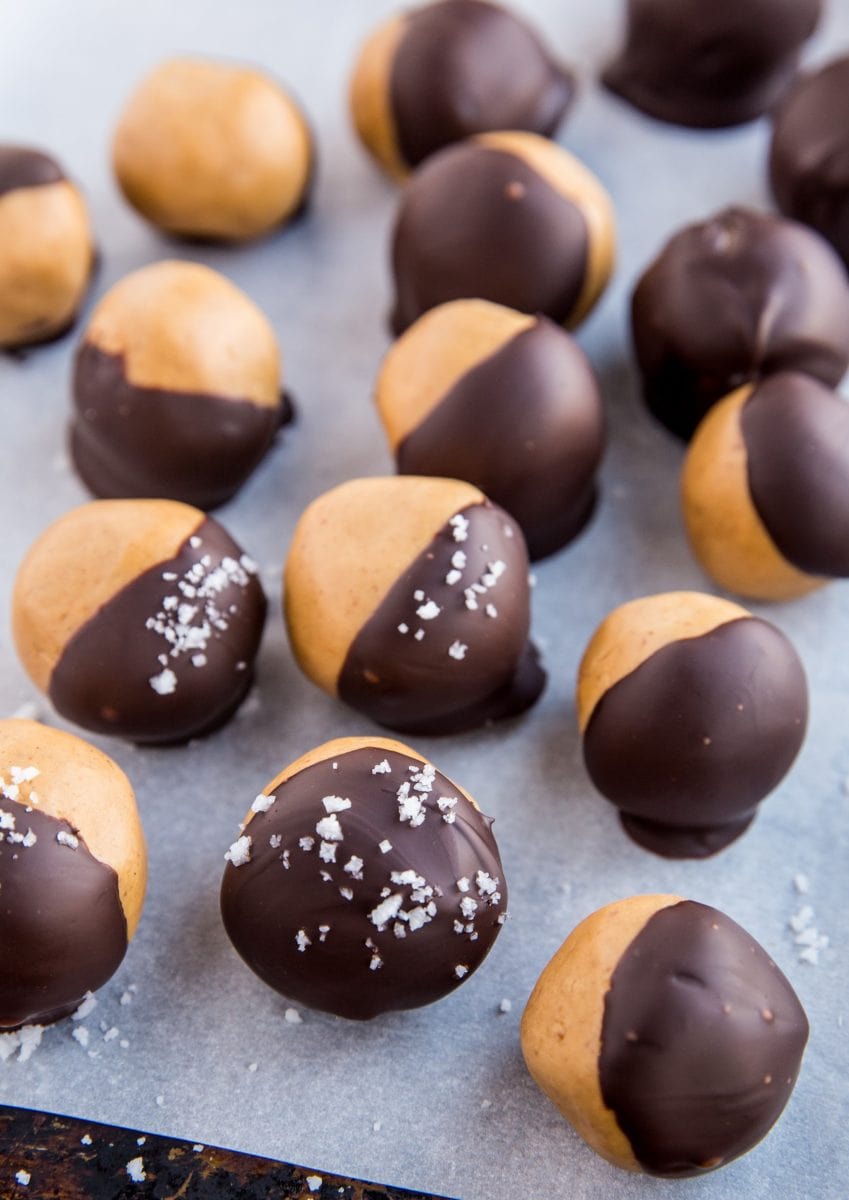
[770,55,849,269]
[603,0,822,129]
[742,373,849,578]
[600,900,809,1176]
[390,0,573,169]
[0,146,64,198]
[396,318,604,560]
[0,802,127,1030]
[70,344,283,511]
[632,207,849,440]
[49,517,266,745]
[338,501,545,734]
[220,745,507,1019]
[390,142,588,335]
[583,617,807,857]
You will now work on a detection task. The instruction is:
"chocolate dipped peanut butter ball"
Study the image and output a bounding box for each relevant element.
[576,592,807,857]
[603,0,822,129]
[521,894,809,1176]
[683,373,849,601]
[376,299,605,560]
[112,58,313,242]
[632,207,849,440]
[12,499,266,744]
[284,476,545,734]
[390,131,615,335]
[350,0,574,181]
[221,736,507,1019]
[770,55,849,269]
[0,719,146,1030]
[71,261,286,510]
[0,146,94,350]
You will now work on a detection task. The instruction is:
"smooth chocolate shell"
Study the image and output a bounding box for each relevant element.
[600,900,809,1176]
[0,146,63,197]
[220,743,507,1019]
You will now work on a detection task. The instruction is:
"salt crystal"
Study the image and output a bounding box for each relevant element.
[126,1157,146,1183]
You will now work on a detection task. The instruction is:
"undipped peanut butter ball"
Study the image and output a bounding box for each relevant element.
[521,894,809,1176]
[350,0,574,180]
[0,146,94,349]
[0,719,146,1030]
[71,260,287,510]
[113,57,314,241]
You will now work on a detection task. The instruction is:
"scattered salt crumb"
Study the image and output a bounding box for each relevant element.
[225,836,252,867]
[793,873,810,895]
[193,1144,204,1153]
[397,623,409,634]
[120,1039,130,1049]
[104,1027,119,1042]
[155,1095,164,1107]
[445,569,462,585]
[414,629,425,641]
[789,905,814,933]
[284,1007,302,1025]
[57,830,79,849]
[373,1120,382,1132]
[498,999,513,1014]
[72,993,96,1020]
[125,1157,146,1183]
[15,1170,30,1186]
[72,1027,90,1048]
[448,641,467,661]
[371,760,391,775]
[191,654,207,668]
[80,1134,92,1146]
[378,839,392,854]
[454,964,469,979]
[457,877,470,893]
[316,814,343,841]
[136,1137,146,1146]
[149,668,177,696]
[306,1176,322,1193]
[251,793,276,813]
[322,795,351,814]
[248,1062,258,1073]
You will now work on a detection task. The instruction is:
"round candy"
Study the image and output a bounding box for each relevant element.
[12,499,266,744]
[390,131,615,335]
[70,261,286,510]
[375,299,605,560]
[0,719,146,1030]
[350,0,573,180]
[770,54,849,269]
[576,592,808,857]
[284,476,546,734]
[220,735,507,1019]
[631,206,849,440]
[603,0,822,128]
[112,57,313,241]
[682,372,849,601]
[521,894,809,1176]
[0,145,94,350]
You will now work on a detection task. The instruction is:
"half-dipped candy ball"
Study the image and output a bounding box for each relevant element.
[770,55,849,269]
[71,261,286,510]
[682,373,849,601]
[0,146,94,349]
[632,207,849,440]
[521,894,809,1176]
[603,0,822,128]
[284,476,545,734]
[376,299,605,560]
[390,131,615,334]
[0,719,146,1030]
[350,0,573,180]
[113,57,313,241]
[576,592,807,857]
[221,736,507,1019]
[13,499,266,744]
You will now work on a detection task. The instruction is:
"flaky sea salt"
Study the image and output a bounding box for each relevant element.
[225,836,251,867]
[125,1157,146,1183]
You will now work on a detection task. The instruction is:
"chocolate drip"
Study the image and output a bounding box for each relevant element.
[49,518,266,745]
[391,143,588,335]
[599,900,809,1176]
[338,502,545,734]
[632,207,849,440]
[583,618,807,857]
[70,344,283,511]
[603,0,822,129]
[397,318,604,560]
[770,55,849,269]
[390,0,573,168]
[0,146,64,198]
[220,746,507,1020]
[742,373,849,578]
[0,803,127,1030]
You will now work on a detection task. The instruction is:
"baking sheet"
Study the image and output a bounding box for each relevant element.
[1,1,848,1197]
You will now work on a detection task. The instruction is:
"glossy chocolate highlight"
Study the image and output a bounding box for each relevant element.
[71,343,284,511]
[583,617,807,857]
[0,803,127,1030]
[49,517,266,744]
[600,900,809,1176]
[397,318,604,560]
[391,143,588,334]
[390,0,573,168]
[338,502,545,734]
[220,745,507,1019]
